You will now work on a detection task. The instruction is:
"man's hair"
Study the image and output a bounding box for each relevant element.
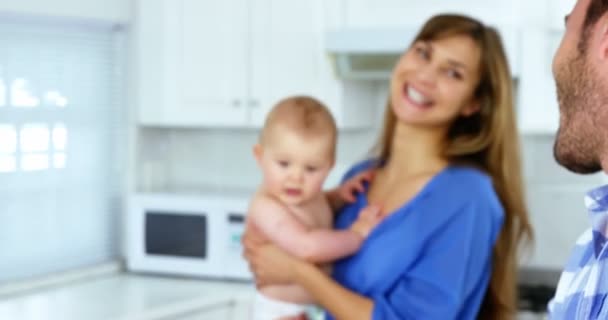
[260,95,337,148]
[579,0,608,52]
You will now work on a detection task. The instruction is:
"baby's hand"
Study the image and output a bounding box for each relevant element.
[334,170,375,203]
[350,204,383,239]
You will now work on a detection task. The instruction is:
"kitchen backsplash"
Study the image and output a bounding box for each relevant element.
[138,128,604,190]
[137,127,378,193]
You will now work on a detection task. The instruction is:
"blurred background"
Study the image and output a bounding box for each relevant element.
[0,0,588,319]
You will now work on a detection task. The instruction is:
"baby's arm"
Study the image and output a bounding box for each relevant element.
[250,197,373,264]
[350,204,383,239]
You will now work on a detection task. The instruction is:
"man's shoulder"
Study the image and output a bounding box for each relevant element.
[548,228,602,318]
[573,228,594,246]
[556,228,594,278]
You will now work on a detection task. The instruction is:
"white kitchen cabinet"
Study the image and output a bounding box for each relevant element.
[334,0,522,28]
[325,1,522,79]
[173,304,232,320]
[174,297,252,320]
[136,0,249,127]
[248,0,375,128]
[135,0,372,128]
[248,0,326,126]
[231,297,253,320]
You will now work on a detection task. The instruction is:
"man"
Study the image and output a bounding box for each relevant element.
[549,0,608,318]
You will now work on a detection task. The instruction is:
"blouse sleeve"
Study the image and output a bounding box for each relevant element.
[371,199,502,320]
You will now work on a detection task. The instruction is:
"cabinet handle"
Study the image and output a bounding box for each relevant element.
[249,100,259,108]
[232,100,241,107]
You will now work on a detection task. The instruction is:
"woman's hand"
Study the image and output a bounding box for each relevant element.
[243,241,302,287]
[242,223,304,287]
[327,169,375,210]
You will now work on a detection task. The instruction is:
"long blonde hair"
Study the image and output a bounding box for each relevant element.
[373,14,533,320]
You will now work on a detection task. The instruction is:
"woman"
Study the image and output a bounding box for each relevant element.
[244,14,533,320]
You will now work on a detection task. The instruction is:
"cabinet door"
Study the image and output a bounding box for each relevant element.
[172,305,233,320]
[136,0,168,125]
[338,0,522,27]
[137,0,249,126]
[171,299,253,320]
[175,0,249,126]
[248,0,326,127]
[231,297,253,320]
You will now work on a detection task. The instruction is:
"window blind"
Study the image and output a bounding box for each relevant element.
[0,17,126,282]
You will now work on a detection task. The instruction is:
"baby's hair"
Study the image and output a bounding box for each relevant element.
[260,96,337,149]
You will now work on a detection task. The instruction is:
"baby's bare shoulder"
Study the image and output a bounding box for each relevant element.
[248,193,289,219]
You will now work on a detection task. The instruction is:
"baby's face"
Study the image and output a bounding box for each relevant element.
[257,129,334,206]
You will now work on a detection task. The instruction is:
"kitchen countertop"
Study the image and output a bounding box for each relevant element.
[0,273,255,320]
[0,270,550,319]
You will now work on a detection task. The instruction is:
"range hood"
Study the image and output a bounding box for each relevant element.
[325,28,414,80]
[325,27,519,80]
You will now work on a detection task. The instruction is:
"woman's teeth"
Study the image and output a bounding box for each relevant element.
[407,86,431,105]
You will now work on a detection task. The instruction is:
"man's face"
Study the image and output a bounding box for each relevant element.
[552,0,604,174]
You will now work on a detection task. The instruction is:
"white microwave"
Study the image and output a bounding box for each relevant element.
[126,193,253,281]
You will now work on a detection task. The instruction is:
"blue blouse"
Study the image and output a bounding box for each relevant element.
[326,160,504,320]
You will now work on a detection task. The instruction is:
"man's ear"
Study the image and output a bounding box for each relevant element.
[461,99,480,117]
[596,14,608,64]
[253,143,263,165]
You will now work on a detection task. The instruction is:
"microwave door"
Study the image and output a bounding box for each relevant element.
[145,211,208,259]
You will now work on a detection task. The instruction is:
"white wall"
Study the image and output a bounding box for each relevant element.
[520,136,603,269]
[0,0,131,23]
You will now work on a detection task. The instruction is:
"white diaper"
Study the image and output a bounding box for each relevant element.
[251,291,308,320]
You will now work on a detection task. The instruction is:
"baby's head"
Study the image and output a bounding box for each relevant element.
[254,96,337,205]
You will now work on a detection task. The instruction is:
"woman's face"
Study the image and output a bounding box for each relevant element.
[390,34,482,128]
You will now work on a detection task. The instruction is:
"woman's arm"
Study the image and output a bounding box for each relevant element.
[245,243,374,320]
[294,260,374,319]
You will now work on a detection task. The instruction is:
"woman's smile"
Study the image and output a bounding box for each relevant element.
[402,83,435,110]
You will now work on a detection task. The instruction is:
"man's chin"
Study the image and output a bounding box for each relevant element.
[554,148,601,174]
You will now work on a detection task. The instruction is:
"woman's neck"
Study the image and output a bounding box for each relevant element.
[383,123,449,178]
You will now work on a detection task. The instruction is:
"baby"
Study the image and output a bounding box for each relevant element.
[246,95,379,320]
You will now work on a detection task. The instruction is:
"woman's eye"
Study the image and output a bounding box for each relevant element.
[446,69,463,80]
[306,166,318,173]
[278,161,289,167]
[415,46,430,59]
